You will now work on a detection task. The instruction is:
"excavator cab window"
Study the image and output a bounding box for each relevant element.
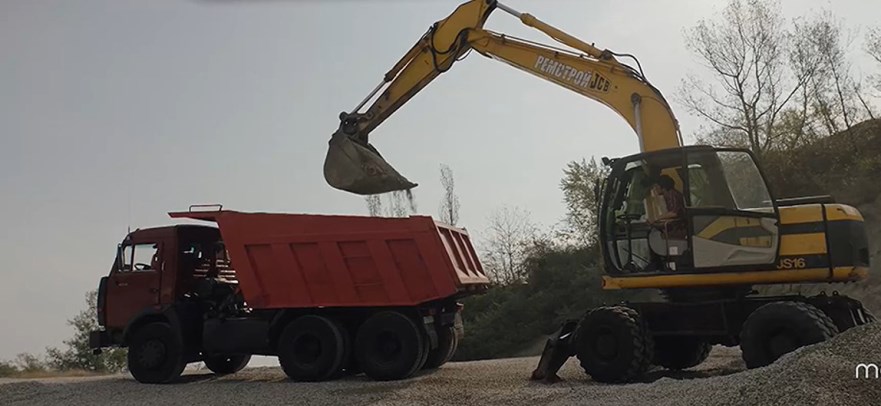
[601,147,780,275]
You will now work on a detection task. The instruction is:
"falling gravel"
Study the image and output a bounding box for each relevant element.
[3,323,879,406]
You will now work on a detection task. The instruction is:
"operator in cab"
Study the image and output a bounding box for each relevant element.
[649,174,687,239]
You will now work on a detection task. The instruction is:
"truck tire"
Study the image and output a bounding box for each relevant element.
[740,301,838,369]
[330,319,357,379]
[277,315,346,382]
[204,354,251,375]
[355,311,426,381]
[573,306,653,383]
[652,337,711,370]
[127,322,186,384]
[423,326,455,369]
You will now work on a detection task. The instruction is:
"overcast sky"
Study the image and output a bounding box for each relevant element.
[1,0,878,361]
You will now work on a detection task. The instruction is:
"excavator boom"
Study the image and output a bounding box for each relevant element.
[323,0,681,195]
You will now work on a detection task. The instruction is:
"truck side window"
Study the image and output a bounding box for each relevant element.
[132,243,160,272]
[119,245,134,272]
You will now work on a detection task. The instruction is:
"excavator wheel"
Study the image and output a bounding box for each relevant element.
[652,337,711,370]
[740,301,838,369]
[574,306,653,383]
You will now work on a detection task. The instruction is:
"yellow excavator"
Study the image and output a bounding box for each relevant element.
[322,0,873,383]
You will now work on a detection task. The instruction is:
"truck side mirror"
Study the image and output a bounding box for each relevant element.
[116,244,126,271]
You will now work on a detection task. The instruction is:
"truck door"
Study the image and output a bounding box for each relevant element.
[105,241,164,329]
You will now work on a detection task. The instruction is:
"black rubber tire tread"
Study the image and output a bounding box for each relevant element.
[423,326,456,370]
[204,354,251,375]
[277,315,346,382]
[573,306,653,383]
[740,301,838,369]
[127,322,186,384]
[354,311,426,381]
[652,337,711,370]
[330,319,355,379]
[443,329,459,364]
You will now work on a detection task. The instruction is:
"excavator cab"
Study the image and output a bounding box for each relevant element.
[600,146,780,276]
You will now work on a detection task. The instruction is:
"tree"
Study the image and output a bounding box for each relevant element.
[678,0,815,159]
[0,360,16,377]
[868,27,881,91]
[480,206,540,285]
[14,353,47,373]
[438,164,461,225]
[45,290,127,373]
[792,10,876,135]
[558,157,608,246]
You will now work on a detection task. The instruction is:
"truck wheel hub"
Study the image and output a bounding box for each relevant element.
[138,339,167,368]
[294,335,322,364]
[375,331,402,361]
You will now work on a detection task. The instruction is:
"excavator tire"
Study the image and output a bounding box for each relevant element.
[652,337,711,370]
[740,301,838,369]
[574,306,653,383]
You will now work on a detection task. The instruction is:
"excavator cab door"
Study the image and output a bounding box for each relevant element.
[600,146,780,275]
[683,148,780,271]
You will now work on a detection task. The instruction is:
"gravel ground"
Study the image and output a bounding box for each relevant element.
[2,323,879,406]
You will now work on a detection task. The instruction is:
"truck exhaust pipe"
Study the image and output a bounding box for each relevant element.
[323,129,418,195]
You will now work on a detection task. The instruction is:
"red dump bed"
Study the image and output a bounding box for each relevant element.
[169,209,490,309]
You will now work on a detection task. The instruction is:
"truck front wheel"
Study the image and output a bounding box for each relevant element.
[277,315,346,382]
[127,322,186,384]
[355,311,426,381]
[204,354,251,375]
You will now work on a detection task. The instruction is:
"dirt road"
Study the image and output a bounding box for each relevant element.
[2,323,879,406]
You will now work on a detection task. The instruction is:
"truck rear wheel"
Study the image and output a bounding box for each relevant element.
[423,326,456,369]
[204,354,251,375]
[127,322,186,384]
[740,301,838,369]
[574,306,653,383]
[277,315,347,382]
[652,337,711,370]
[355,311,426,381]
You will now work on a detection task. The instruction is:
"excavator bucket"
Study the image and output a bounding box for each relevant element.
[323,129,418,195]
[529,319,578,383]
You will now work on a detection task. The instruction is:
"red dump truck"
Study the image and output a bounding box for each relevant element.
[89,206,490,384]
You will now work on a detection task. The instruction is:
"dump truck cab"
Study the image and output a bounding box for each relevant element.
[93,224,230,343]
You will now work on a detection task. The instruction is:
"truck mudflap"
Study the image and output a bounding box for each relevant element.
[529,319,579,383]
[89,330,112,355]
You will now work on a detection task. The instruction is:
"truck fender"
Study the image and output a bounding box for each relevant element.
[123,305,184,345]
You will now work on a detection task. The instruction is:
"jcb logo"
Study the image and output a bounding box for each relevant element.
[777,257,807,270]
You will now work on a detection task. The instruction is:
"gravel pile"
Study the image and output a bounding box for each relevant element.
[2,323,879,406]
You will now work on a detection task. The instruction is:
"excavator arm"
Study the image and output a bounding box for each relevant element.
[324,0,682,195]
